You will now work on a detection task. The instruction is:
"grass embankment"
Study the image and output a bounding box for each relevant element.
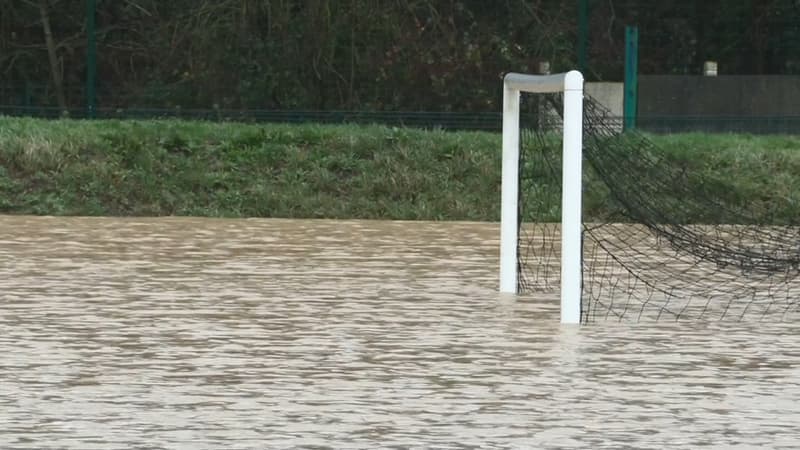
[0,116,799,222]
[0,118,498,219]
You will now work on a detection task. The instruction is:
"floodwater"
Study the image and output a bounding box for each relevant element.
[1,216,799,449]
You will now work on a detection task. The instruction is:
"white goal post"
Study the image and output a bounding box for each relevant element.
[499,70,584,324]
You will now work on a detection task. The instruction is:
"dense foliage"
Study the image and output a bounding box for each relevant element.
[2,0,800,111]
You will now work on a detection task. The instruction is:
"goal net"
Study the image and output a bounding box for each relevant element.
[501,71,800,324]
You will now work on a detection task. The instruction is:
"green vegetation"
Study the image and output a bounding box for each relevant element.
[1,116,799,222]
[0,117,500,219]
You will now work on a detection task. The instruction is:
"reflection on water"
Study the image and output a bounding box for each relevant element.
[1,216,799,449]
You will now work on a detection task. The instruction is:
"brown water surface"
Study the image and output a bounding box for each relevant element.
[1,216,799,449]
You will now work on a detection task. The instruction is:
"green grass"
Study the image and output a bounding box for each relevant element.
[649,132,800,223]
[0,116,798,222]
[0,117,500,219]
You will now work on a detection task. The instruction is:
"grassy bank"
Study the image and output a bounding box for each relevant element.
[0,116,799,222]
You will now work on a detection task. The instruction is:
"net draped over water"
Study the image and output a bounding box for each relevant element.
[517,93,800,323]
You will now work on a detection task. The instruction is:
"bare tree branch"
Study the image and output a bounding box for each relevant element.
[38,0,67,112]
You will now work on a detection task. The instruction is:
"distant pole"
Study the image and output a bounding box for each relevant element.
[577,0,589,74]
[86,0,97,118]
[703,61,718,76]
[624,26,638,131]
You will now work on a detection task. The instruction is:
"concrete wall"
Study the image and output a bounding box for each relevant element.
[586,82,624,118]
[637,75,800,133]
[639,75,800,116]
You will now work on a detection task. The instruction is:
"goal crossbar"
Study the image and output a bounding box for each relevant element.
[500,70,584,324]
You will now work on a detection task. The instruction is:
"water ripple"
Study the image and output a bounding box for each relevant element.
[0,216,799,449]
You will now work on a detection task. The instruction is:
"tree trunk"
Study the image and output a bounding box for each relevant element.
[39,0,68,114]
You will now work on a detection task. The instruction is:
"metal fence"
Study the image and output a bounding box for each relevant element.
[638,116,800,134]
[0,104,505,131]
[4,83,800,134]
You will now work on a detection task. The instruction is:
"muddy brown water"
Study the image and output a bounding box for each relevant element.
[1,216,799,449]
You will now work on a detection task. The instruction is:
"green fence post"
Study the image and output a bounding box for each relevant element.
[86,0,97,118]
[624,26,638,131]
[577,0,589,74]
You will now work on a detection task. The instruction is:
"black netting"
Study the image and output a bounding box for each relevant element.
[518,92,800,323]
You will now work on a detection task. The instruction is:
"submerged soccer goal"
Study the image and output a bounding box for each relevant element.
[500,70,800,324]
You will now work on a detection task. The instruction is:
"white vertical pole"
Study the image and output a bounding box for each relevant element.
[560,71,584,324]
[500,84,520,293]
